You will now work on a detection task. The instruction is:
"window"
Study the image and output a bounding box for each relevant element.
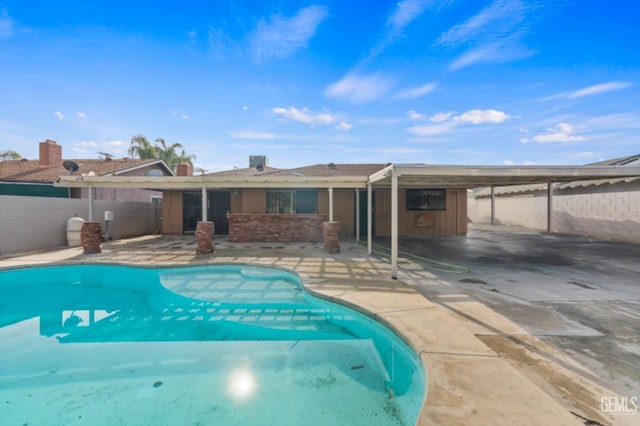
[267,189,317,214]
[406,189,446,210]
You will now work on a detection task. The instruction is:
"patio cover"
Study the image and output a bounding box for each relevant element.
[56,163,640,278]
[367,164,640,278]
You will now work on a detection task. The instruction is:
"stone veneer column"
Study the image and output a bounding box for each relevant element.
[195,221,215,254]
[322,221,341,254]
[81,222,103,254]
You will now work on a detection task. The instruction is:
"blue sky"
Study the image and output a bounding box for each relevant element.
[1,1,639,172]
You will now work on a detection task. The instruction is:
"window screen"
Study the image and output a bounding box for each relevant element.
[267,189,318,214]
[406,189,446,210]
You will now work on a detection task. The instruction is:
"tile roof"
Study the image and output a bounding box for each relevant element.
[0,158,168,183]
[207,163,387,179]
[266,163,388,177]
[207,166,283,177]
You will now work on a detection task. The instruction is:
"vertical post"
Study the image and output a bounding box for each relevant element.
[355,188,360,242]
[391,170,398,279]
[367,183,373,255]
[328,187,334,222]
[88,186,94,222]
[202,187,208,221]
[490,185,495,225]
[547,182,553,233]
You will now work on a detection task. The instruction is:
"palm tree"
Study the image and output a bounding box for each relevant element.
[128,135,156,159]
[176,149,196,167]
[154,138,185,170]
[128,135,196,171]
[0,149,22,161]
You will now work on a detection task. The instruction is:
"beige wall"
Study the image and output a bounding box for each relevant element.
[469,185,640,243]
[375,189,467,237]
[161,190,183,234]
[161,187,469,238]
[0,195,156,254]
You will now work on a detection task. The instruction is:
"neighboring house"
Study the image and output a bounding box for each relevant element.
[161,156,469,241]
[0,140,174,201]
[468,154,640,243]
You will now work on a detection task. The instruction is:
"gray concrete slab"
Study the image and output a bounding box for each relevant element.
[390,224,640,420]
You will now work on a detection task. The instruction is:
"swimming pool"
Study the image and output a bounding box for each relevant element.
[0,264,426,425]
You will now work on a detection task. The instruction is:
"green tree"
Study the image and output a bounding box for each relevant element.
[128,135,156,159]
[0,149,22,161]
[128,135,196,171]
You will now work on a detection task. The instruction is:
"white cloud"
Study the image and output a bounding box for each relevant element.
[272,106,336,125]
[324,73,393,103]
[54,111,64,120]
[454,109,509,124]
[366,0,436,62]
[429,112,453,122]
[436,0,528,47]
[532,123,585,143]
[407,108,509,136]
[76,112,86,118]
[249,5,328,62]
[388,0,432,31]
[567,81,633,99]
[407,110,426,121]
[449,38,534,70]
[393,82,436,100]
[437,0,536,69]
[229,130,278,140]
[335,121,352,131]
[0,10,14,38]
[242,106,249,111]
[407,121,457,136]
[73,140,127,156]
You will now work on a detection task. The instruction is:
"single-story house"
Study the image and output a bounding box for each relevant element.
[160,156,469,241]
[55,157,640,278]
[0,140,174,201]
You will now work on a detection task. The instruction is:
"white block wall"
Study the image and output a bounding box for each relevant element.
[0,195,156,255]
[469,187,640,243]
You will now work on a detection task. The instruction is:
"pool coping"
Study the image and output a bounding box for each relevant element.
[0,237,585,425]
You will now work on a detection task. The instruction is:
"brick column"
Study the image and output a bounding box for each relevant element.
[195,221,215,254]
[81,222,103,254]
[323,221,341,254]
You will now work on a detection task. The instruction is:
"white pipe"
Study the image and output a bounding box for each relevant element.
[391,171,398,279]
[367,183,372,255]
[328,187,334,222]
[547,182,553,233]
[202,187,208,221]
[490,185,495,225]
[88,186,94,222]
[355,188,360,242]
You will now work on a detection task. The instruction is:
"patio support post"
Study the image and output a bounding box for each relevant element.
[88,186,94,222]
[328,187,334,222]
[355,188,360,242]
[547,182,553,233]
[490,185,496,225]
[201,187,208,221]
[391,170,398,279]
[367,183,372,255]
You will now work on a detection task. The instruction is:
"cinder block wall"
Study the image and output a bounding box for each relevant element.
[0,195,156,255]
[469,184,640,243]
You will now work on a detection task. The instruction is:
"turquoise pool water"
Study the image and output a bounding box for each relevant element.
[0,264,426,425]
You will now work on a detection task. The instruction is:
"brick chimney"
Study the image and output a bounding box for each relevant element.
[176,163,193,176]
[39,139,63,168]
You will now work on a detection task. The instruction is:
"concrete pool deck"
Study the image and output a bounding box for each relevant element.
[1,225,638,425]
